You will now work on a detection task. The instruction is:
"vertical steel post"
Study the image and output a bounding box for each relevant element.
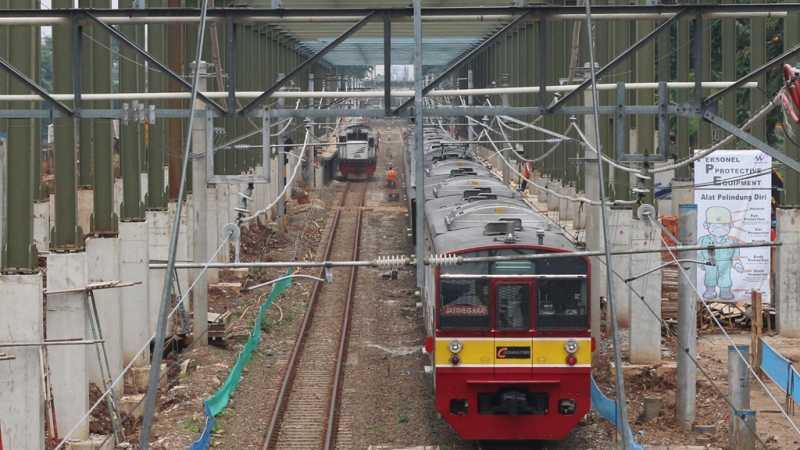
[384,12,391,114]
[92,0,116,235]
[146,0,167,211]
[2,0,38,272]
[413,0,424,289]
[721,15,736,126]
[728,345,755,450]
[52,0,80,249]
[636,14,655,161]
[698,7,712,148]
[677,203,697,429]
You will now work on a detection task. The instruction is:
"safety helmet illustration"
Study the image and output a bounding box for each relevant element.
[705,206,733,224]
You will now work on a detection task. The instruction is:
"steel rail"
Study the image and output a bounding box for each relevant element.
[261,182,361,450]
[323,183,366,450]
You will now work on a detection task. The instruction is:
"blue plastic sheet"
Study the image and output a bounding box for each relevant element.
[189,271,293,450]
[591,376,644,450]
[761,340,800,404]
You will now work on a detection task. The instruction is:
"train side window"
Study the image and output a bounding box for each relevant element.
[536,280,588,329]
[440,279,490,329]
[496,284,530,331]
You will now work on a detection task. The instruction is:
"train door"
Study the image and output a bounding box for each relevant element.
[491,280,534,376]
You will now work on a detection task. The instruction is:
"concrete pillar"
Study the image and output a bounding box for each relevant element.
[608,207,633,328]
[205,186,220,283]
[119,221,150,366]
[547,181,560,211]
[728,345,754,450]
[191,62,210,344]
[565,187,577,222]
[113,178,123,217]
[558,186,568,218]
[671,179,693,218]
[77,188,93,238]
[0,274,44,450]
[777,208,800,337]
[677,203,698,429]
[628,217,662,364]
[86,237,123,396]
[46,251,90,441]
[537,176,548,203]
[146,210,170,336]
[167,200,191,309]
[33,200,50,250]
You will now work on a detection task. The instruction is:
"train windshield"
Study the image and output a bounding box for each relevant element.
[439,250,588,331]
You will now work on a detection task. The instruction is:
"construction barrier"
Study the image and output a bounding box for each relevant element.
[590,376,644,450]
[760,339,800,404]
[189,270,293,450]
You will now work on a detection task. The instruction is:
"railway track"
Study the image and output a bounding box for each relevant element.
[261,182,367,450]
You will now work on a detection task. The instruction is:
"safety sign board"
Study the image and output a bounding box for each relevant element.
[694,150,772,303]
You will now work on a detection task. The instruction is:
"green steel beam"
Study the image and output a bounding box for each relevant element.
[2,0,38,272]
[51,0,81,250]
[147,0,167,210]
[698,9,713,148]
[751,14,767,140]
[611,0,630,197]
[676,10,690,179]
[79,0,94,188]
[637,16,656,159]
[119,20,144,221]
[721,16,737,125]
[90,0,117,234]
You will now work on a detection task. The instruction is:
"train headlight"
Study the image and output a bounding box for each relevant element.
[564,339,579,354]
[448,340,463,354]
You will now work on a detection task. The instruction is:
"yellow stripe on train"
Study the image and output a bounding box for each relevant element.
[434,338,591,367]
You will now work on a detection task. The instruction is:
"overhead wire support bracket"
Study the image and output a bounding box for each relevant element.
[81,10,227,116]
[239,11,378,116]
[392,10,533,115]
[0,55,73,117]
[547,7,688,113]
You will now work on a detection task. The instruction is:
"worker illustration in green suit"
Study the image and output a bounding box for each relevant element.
[698,206,745,300]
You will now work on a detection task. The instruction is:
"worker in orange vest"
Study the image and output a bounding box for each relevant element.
[386,164,398,189]
[518,162,531,192]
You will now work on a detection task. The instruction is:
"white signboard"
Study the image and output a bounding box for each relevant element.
[694,150,772,303]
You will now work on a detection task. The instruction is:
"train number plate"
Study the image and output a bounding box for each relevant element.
[496,346,531,359]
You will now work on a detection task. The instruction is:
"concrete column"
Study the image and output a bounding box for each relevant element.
[190,61,210,345]
[0,274,44,450]
[205,186,220,283]
[677,203,698,429]
[565,187,577,222]
[547,181,560,211]
[558,186,568,218]
[584,98,606,344]
[671,179,693,218]
[119,221,150,366]
[167,200,191,310]
[46,251,90,441]
[608,207,633,328]
[777,208,800,337]
[77,188,93,237]
[728,345,754,450]
[146,210,170,336]
[628,217,662,364]
[113,178,123,217]
[86,236,123,396]
[537,175,548,203]
[33,200,50,250]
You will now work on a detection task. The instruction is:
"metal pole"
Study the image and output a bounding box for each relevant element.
[276,72,286,221]
[676,203,697,429]
[191,61,209,346]
[413,0,425,290]
[146,0,167,211]
[583,2,633,446]
[139,0,211,446]
[728,345,755,450]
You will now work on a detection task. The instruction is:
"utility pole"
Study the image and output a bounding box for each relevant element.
[191,61,210,345]
[676,203,697,429]
[728,345,756,450]
[413,0,425,290]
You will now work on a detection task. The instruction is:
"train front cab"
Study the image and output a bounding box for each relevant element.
[430,248,591,441]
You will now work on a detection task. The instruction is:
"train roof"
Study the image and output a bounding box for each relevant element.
[407,125,579,255]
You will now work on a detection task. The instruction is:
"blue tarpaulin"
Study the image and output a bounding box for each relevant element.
[760,339,800,404]
[591,376,644,450]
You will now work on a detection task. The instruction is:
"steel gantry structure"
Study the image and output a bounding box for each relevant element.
[3,2,800,448]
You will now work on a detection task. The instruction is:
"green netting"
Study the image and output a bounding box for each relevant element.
[204,270,293,417]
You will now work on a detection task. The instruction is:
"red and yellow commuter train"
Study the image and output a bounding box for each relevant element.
[407,127,592,441]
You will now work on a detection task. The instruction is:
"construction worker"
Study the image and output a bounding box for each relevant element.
[386,164,398,189]
[518,162,531,192]
[698,206,745,300]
